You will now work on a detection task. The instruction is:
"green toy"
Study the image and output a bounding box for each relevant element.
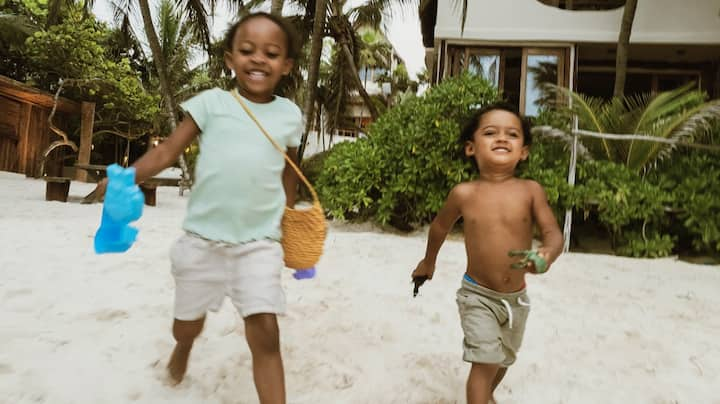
[508,250,548,274]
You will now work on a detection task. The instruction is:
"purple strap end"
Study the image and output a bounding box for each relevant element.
[292,267,316,280]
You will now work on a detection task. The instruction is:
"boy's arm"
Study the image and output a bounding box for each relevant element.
[529,181,564,267]
[283,147,299,207]
[413,185,464,279]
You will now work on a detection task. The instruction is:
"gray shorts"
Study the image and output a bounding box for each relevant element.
[169,233,286,320]
[456,277,531,366]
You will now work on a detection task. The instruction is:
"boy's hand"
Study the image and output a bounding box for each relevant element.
[412,259,435,280]
[508,250,549,274]
[411,259,435,297]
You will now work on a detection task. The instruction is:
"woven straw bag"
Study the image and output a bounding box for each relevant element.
[231,90,327,269]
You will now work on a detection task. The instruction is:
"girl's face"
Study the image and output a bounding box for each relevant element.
[224,17,293,103]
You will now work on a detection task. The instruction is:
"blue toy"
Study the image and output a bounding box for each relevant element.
[94,164,144,254]
[292,267,316,280]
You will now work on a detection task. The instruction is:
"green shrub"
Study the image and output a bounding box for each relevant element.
[656,153,720,252]
[317,74,500,228]
[299,150,331,201]
[570,160,674,256]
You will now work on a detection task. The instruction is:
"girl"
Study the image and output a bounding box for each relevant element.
[96,12,301,403]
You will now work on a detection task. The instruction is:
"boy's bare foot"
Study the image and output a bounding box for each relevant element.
[167,343,192,384]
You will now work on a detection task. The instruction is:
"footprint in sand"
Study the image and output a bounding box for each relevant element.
[0,363,13,374]
[93,309,130,321]
[3,288,32,300]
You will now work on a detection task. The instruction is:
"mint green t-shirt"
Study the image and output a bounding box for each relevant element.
[180,88,302,244]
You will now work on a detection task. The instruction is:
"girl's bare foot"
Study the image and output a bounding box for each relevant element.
[167,343,192,384]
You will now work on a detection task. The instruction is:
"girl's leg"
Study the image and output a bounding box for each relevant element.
[244,313,285,404]
[167,317,205,383]
[467,362,500,404]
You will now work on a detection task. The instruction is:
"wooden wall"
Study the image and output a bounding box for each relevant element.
[0,76,79,177]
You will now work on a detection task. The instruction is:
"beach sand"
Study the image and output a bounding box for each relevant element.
[1,171,718,404]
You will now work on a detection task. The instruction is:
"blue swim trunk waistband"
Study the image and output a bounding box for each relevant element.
[463,273,479,285]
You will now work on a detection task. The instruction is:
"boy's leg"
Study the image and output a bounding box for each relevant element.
[467,362,500,404]
[491,367,507,393]
[244,313,285,404]
[167,317,205,383]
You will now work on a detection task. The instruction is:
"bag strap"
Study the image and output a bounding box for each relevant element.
[230,89,319,204]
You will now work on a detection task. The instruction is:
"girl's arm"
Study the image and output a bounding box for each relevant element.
[92,117,200,197]
[132,117,200,184]
[283,147,299,207]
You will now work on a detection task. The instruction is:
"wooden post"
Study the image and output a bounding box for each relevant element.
[75,102,95,182]
[17,103,32,175]
[140,183,157,206]
[563,133,577,253]
[45,177,71,202]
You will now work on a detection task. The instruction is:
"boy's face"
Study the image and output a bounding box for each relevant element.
[224,17,293,103]
[465,109,529,170]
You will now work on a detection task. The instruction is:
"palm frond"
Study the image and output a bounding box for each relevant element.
[350,2,383,30]
[0,12,39,44]
[625,83,706,167]
[552,85,614,160]
[178,0,211,51]
[629,100,720,171]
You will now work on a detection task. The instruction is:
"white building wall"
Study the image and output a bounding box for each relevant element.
[435,0,720,44]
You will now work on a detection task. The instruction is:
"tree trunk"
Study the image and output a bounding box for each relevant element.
[138,0,191,194]
[327,7,380,122]
[138,0,177,126]
[613,0,638,98]
[270,0,283,16]
[299,0,327,161]
[339,40,380,121]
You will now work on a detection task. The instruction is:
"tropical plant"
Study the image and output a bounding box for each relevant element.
[554,83,720,173]
[293,0,413,160]
[317,74,500,229]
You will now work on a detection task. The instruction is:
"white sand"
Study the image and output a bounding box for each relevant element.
[1,171,719,404]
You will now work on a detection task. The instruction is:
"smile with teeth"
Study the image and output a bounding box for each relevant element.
[492,146,511,152]
[247,70,268,80]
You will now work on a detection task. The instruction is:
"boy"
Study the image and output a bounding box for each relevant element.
[411,102,563,404]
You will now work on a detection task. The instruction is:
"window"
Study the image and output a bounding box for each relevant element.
[522,49,567,116]
[467,51,501,88]
[447,46,569,116]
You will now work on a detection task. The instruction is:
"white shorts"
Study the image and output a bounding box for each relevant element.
[169,233,286,320]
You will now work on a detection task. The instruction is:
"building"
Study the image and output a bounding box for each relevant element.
[0,75,94,179]
[420,0,720,116]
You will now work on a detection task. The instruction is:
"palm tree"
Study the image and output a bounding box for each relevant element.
[325,1,380,120]
[358,27,392,88]
[299,0,328,160]
[556,83,720,173]
[614,0,638,97]
[111,0,215,190]
[293,0,410,159]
